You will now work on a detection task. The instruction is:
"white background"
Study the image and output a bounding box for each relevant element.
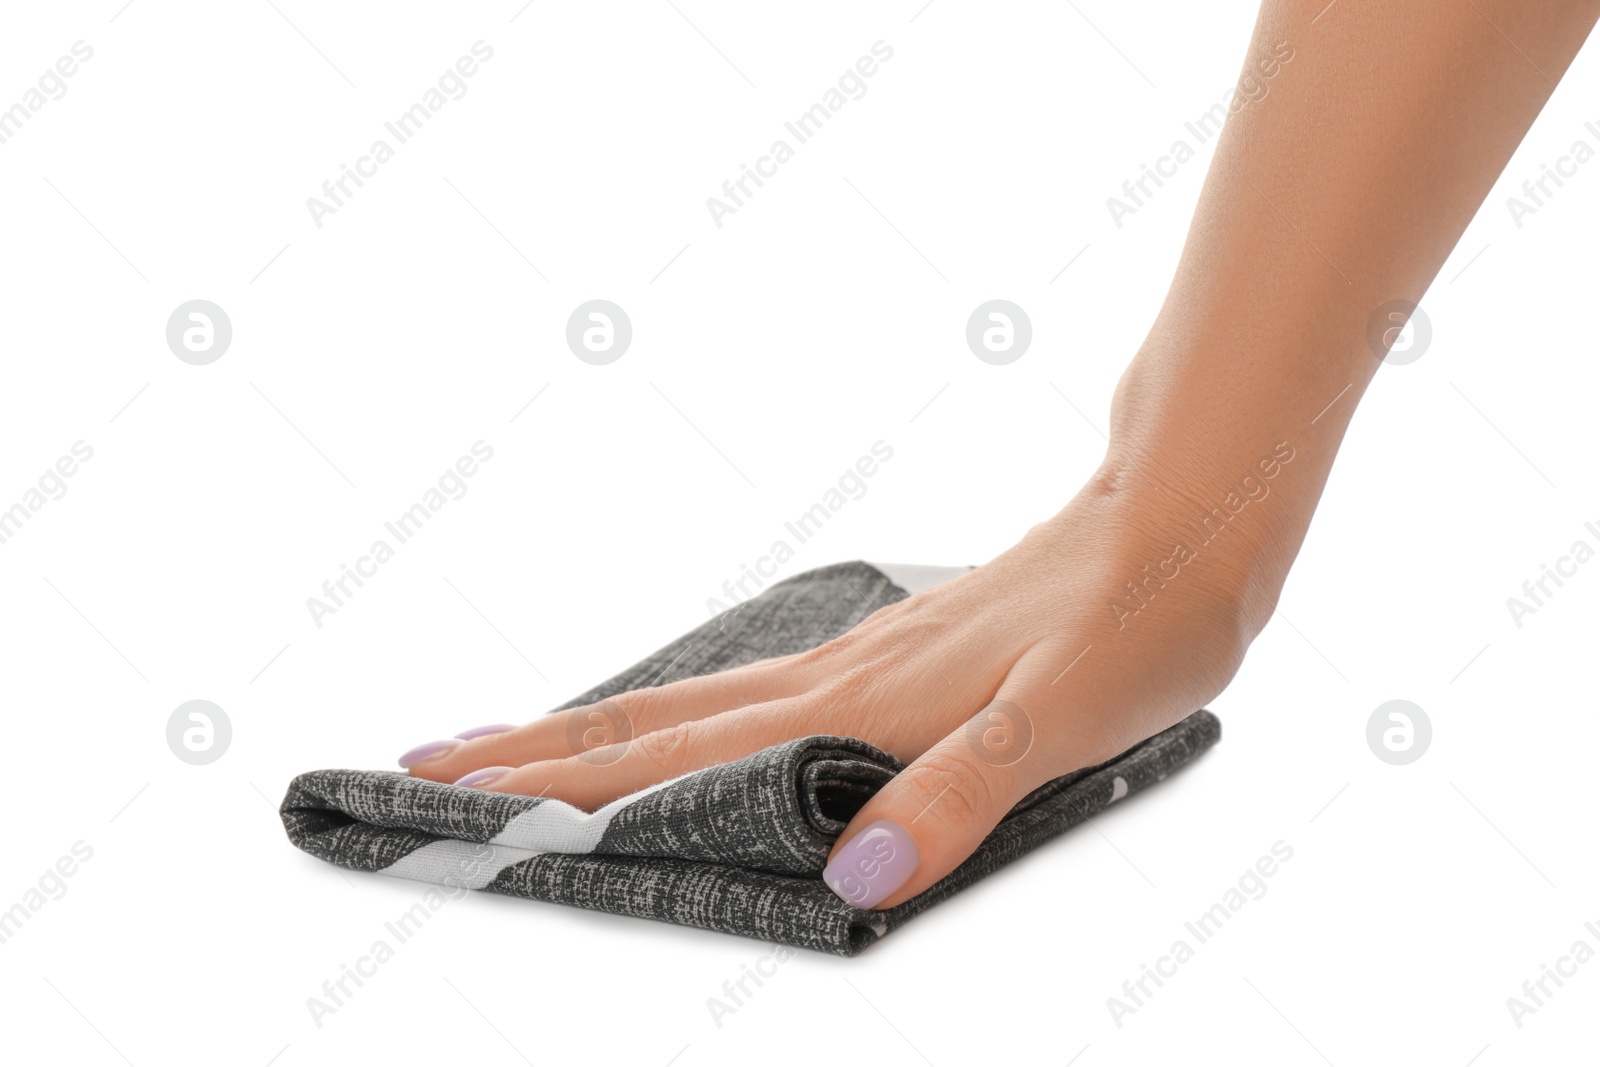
[1,1,1597,1064]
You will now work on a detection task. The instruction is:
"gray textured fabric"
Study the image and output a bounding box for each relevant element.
[281,561,1222,955]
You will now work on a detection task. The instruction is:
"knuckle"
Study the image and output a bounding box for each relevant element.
[658,668,724,696]
[632,720,694,775]
[792,631,861,669]
[856,599,905,629]
[564,696,634,757]
[818,665,881,709]
[903,751,993,828]
[962,699,1036,768]
[605,689,649,724]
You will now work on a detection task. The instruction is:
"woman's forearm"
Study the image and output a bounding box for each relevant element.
[1093,0,1600,634]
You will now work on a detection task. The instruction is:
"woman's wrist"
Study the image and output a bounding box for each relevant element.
[1088,327,1350,625]
[1039,432,1302,658]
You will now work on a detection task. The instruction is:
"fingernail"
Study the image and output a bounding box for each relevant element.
[455,723,517,741]
[823,820,920,910]
[397,739,459,769]
[454,766,514,789]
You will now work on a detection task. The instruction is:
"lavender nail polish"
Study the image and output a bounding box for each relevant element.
[823,820,920,910]
[454,766,513,789]
[397,739,459,769]
[455,723,517,741]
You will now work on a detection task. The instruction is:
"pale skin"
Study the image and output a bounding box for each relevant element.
[406,1,1600,910]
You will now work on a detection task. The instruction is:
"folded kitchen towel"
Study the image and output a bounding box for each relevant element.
[280,561,1221,955]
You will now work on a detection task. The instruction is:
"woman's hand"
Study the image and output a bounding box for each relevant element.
[401,0,1600,910]
[400,461,1272,911]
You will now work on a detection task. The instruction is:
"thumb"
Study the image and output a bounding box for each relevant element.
[823,666,1055,911]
